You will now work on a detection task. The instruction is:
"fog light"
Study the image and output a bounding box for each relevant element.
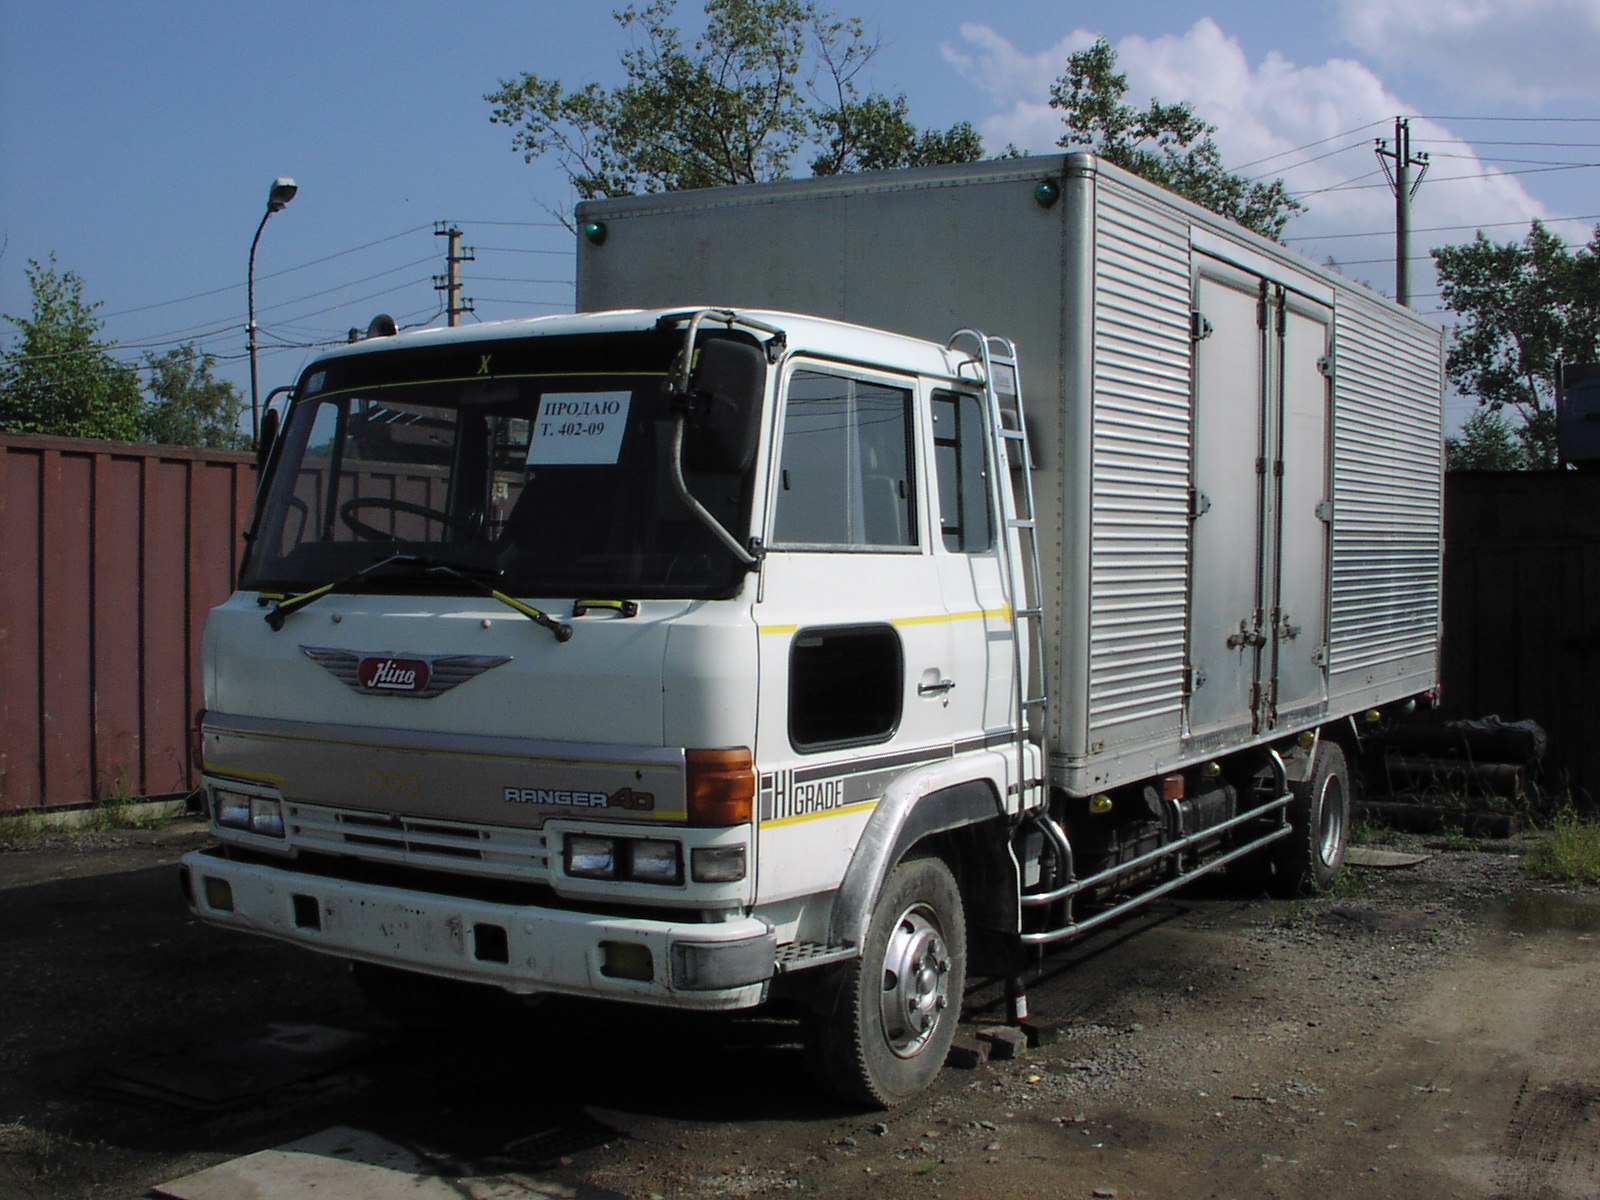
[691,845,746,883]
[601,941,653,981]
[628,839,683,884]
[566,835,617,879]
[202,876,234,912]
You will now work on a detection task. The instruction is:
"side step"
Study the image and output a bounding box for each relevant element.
[1018,793,1294,948]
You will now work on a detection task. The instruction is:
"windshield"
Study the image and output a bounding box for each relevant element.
[240,329,760,599]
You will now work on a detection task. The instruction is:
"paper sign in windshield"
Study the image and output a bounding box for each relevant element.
[527,392,631,465]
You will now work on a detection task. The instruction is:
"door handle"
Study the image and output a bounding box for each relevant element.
[918,679,957,697]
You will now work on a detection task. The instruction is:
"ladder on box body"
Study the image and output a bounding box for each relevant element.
[948,330,1050,814]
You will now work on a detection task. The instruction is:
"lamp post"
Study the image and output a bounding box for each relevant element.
[247,177,298,443]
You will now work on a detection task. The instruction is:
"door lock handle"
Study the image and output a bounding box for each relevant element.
[918,678,957,697]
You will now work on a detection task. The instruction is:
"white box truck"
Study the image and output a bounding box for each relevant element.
[181,154,1444,1106]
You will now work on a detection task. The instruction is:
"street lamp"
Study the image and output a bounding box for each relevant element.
[247,177,298,443]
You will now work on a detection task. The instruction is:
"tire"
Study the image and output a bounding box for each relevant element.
[809,855,967,1108]
[1272,741,1351,895]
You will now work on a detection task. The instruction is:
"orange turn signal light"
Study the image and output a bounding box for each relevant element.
[686,747,755,826]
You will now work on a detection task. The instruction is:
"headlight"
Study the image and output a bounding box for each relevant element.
[563,834,683,885]
[213,787,286,839]
[628,839,683,885]
[565,835,618,879]
[691,845,747,883]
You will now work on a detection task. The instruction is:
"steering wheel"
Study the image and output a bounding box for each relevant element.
[339,497,477,541]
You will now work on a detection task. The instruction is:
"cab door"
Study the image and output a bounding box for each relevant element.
[752,363,981,904]
[928,385,1015,743]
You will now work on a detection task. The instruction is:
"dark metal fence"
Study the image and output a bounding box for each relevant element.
[1442,471,1600,802]
[1,434,256,810]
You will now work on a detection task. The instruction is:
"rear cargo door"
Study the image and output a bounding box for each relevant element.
[1270,292,1334,725]
[1187,259,1332,739]
[1187,261,1269,742]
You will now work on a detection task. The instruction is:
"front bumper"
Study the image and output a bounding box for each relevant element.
[180,847,776,1011]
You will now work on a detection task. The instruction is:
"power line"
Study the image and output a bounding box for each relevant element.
[1285,214,1600,242]
[1230,119,1389,174]
[98,224,435,321]
[1418,114,1600,123]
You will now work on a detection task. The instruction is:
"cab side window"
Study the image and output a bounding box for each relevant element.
[771,370,916,549]
[932,390,994,554]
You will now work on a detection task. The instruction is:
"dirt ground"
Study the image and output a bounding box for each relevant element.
[2,815,1598,1200]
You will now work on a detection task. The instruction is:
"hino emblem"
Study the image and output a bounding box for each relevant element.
[301,647,511,698]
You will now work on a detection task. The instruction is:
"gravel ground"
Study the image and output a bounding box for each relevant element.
[3,819,1597,1200]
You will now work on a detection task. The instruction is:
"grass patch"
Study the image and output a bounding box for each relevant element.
[0,1121,84,1182]
[1525,810,1600,885]
[1438,827,1483,853]
[0,795,182,848]
[1350,816,1405,847]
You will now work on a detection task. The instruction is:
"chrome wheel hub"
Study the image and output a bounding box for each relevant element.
[878,903,951,1058]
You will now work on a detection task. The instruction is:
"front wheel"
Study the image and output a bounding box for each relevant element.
[1272,741,1351,895]
[809,855,967,1108]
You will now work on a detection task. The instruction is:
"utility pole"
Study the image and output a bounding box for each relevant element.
[433,223,475,326]
[1375,117,1429,308]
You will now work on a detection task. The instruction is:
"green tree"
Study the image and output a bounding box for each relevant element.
[1049,39,1303,241]
[0,257,143,441]
[1432,219,1600,468]
[486,0,982,201]
[140,344,246,449]
[1446,407,1526,470]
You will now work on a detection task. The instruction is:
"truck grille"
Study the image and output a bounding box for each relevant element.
[285,803,551,882]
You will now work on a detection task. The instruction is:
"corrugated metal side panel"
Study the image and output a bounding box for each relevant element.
[1083,188,1194,745]
[1327,294,1443,692]
[0,446,44,808]
[0,435,256,810]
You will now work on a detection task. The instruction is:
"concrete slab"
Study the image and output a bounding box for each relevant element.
[153,1125,578,1200]
[93,1024,373,1108]
[1345,846,1433,869]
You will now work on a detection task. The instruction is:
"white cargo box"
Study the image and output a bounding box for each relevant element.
[576,154,1444,795]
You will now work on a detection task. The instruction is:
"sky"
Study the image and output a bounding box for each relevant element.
[4,0,1599,434]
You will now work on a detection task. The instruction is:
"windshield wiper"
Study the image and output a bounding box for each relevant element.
[264,553,573,641]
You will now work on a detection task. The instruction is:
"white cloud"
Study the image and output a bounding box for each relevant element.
[943,19,1582,301]
[1333,0,1600,104]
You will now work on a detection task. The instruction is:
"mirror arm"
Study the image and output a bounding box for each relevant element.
[668,417,762,568]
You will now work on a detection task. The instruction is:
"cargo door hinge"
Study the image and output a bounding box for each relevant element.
[1317,353,1335,379]
[1190,312,1214,342]
[1315,499,1334,523]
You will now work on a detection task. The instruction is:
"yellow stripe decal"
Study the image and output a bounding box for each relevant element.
[204,765,288,786]
[760,798,879,829]
[211,729,678,775]
[759,608,1007,636]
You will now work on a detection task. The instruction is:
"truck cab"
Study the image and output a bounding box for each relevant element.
[183,307,1037,1105]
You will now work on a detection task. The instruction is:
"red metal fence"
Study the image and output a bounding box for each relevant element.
[2,433,1596,811]
[1,434,256,810]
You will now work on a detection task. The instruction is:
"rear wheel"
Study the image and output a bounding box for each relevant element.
[809,855,967,1108]
[1272,741,1351,895]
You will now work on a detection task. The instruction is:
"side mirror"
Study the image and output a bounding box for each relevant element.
[683,336,766,473]
[255,406,281,470]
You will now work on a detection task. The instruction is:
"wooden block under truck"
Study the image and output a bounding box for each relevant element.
[181,154,1445,1106]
